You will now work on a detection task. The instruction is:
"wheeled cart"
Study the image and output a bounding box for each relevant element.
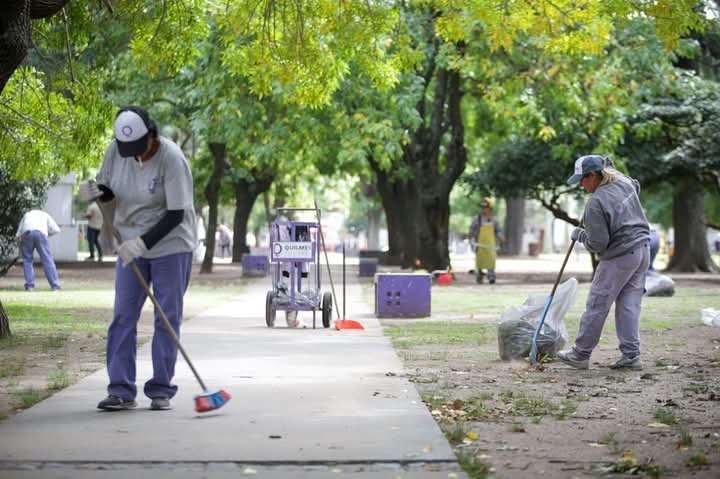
[265,207,332,328]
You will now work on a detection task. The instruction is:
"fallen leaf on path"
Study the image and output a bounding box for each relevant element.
[647,422,671,428]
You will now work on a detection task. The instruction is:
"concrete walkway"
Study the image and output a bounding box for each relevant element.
[0,279,463,478]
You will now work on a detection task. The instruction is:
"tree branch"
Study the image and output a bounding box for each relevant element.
[61,7,75,83]
[535,193,580,226]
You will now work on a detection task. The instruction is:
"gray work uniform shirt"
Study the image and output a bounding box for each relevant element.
[583,174,650,260]
[96,136,197,259]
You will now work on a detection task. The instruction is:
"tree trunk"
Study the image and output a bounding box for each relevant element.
[1,1,31,94]
[0,298,11,338]
[231,174,273,262]
[373,163,416,266]
[201,143,227,274]
[0,0,69,94]
[666,176,719,272]
[502,197,525,255]
[412,68,467,272]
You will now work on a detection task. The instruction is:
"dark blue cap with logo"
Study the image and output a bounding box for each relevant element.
[567,155,606,185]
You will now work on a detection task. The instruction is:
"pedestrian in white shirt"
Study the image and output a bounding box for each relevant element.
[16,209,62,291]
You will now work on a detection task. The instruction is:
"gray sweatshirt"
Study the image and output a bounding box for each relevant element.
[583,174,650,260]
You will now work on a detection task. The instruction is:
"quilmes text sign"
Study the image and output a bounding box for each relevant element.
[271,241,315,262]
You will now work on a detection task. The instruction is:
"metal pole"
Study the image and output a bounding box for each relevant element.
[342,242,346,320]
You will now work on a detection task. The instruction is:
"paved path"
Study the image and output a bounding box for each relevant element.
[0,279,463,478]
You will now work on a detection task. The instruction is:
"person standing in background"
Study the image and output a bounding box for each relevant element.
[16,209,62,291]
[84,201,104,262]
[217,222,232,258]
[469,198,503,284]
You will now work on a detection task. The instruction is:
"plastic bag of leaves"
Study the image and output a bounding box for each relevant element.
[497,278,578,360]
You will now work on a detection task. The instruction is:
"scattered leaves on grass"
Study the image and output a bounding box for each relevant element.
[677,429,693,449]
[653,407,678,425]
[456,451,493,479]
[47,369,70,390]
[685,453,708,468]
[499,390,576,419]
[446,421,467,444]
[594,450,664,477]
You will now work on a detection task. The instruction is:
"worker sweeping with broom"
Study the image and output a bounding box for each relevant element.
[557,155,650,370]
[80,106,199,411]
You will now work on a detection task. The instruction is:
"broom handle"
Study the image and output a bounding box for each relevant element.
[550,237,577,297]
[99,200,208,392]
[314,200,341,320]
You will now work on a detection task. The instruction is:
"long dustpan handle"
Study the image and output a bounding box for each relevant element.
[96,199,209,391]
[314,200,341,320]
[529,234,578,364]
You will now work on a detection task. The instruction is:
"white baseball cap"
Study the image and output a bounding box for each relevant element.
[114,107,153,157]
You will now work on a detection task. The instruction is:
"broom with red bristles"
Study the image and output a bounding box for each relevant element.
[97,196,230,413]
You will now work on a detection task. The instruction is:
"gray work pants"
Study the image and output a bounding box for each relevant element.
[572,242,650,360]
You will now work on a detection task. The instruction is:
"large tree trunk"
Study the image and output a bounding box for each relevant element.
[502,197,525,256]
[372,162,417,267]
[0,298,11,338]
[667,176,719,272]
[0,0,70,94]
[201,143,227,274]
[412,67,468,272]
[231,173,273,262]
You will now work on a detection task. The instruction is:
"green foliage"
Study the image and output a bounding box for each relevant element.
[220,1,406,105]
[463,19,680,218]
[622,72,720,187]
[437,0,702,53]
[0,68,113,180]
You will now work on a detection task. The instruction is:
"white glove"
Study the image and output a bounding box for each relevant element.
[571,227,587,244]
[117,237,148,266]
[79,181,102,201]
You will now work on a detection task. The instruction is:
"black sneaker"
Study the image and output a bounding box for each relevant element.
[150,397,171,410]
[97,395,137,410]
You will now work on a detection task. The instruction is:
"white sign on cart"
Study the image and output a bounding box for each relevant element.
[271,241,315,261]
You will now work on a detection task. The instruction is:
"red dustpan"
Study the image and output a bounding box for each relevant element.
[335,243,364,331]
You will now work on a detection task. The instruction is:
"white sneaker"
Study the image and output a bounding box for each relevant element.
[557,350,589,370]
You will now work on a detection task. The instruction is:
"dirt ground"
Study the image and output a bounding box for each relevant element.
[2,260,719,479]
[383,276,720,478]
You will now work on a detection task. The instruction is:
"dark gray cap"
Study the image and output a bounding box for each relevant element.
[567,155,606,185]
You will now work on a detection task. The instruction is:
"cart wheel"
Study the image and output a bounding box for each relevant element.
[322,292,332,328]
[266,291,276,328]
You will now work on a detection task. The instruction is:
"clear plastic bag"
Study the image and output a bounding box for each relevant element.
[645,270,675,297]
[497,278,578,360]
[701,308,720,328]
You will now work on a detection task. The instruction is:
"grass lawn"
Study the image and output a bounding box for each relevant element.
[384,284,720,351]
[0,274,243,416]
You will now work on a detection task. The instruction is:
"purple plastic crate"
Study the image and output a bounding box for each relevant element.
[374,273,431,318]
[242,254,269,277]
[359,258,378,277]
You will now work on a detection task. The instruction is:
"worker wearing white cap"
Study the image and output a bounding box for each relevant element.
[558,155,650,370]
[79,106,197,411]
